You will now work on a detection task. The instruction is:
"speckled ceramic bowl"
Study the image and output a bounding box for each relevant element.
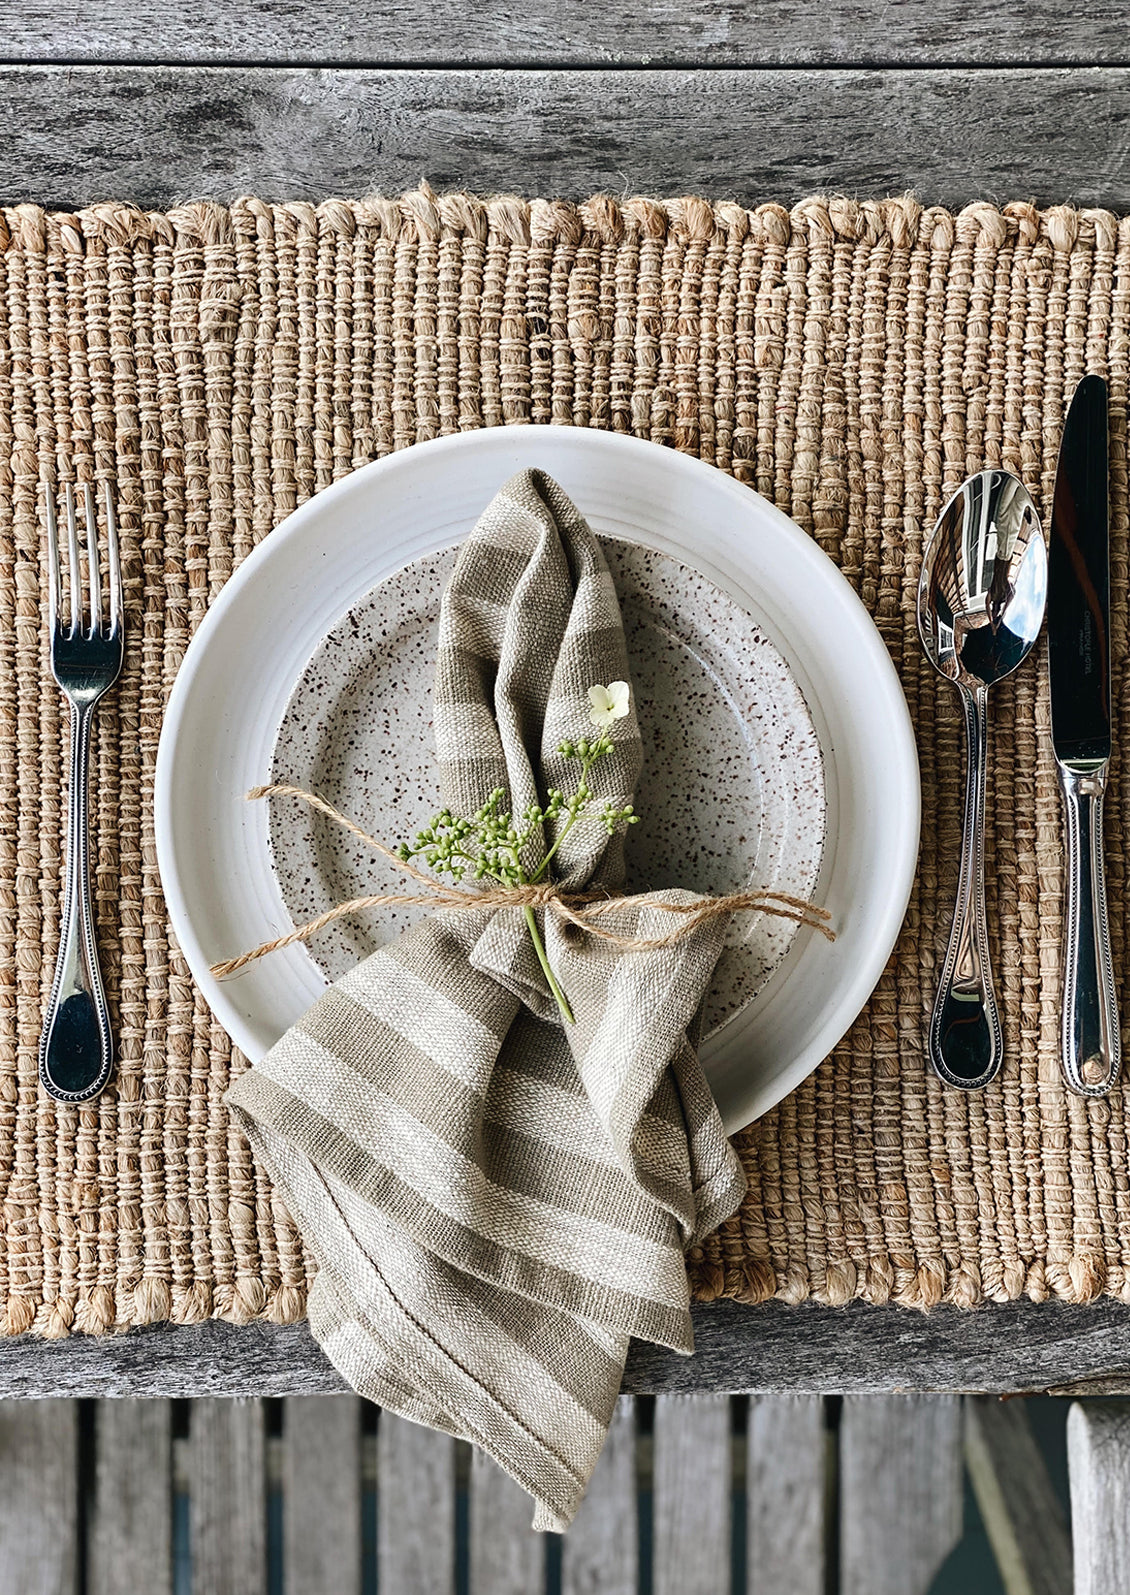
[268,536,826,1037]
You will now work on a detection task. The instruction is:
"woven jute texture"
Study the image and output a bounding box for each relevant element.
[3,188,1130,1338]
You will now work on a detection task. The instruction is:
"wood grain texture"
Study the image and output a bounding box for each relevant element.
[561,1398,637,1595]
[4,65,1130,210]
[376,1413,456,1595]
[283,1396,362,1595]
[1069,1401,1130,1595]
[88,1401,173,1595]
[747,1397,826,1595]
[189,1398,268,1595]
[964,1397,1072,1595]
[839,1397,964,1595]
[1,2,1124,65]
[1046,1374,1130,1396]
[2,1299,1130,1399]
[652,1394,731,1595]
[0,1400,78,1595]
[469,1448,545,1593]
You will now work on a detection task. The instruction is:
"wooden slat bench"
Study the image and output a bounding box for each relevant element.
[0,1390,1108,1594]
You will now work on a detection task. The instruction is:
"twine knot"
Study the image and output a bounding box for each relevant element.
[525,882,562,909]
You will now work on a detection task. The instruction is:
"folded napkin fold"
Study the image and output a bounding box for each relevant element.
[227,469,747,1530]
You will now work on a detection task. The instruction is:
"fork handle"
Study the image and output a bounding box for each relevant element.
[40,701,114,1102]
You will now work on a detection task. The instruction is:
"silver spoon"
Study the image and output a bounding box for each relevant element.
[917,470,1047,1089]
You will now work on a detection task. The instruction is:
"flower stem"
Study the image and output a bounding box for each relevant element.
[532,751,597,882]
[523,905,574,1024]
[532,811,579,882]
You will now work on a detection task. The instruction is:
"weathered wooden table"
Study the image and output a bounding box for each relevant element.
[3,8,1130,1592]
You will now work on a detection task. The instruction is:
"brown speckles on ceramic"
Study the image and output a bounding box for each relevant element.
[269,537,826,1037]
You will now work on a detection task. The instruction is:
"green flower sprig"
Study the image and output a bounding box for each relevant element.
[397,689,639,1023]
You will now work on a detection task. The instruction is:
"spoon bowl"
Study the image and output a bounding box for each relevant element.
[918,470,1047,1088]
[919,471,1047,692]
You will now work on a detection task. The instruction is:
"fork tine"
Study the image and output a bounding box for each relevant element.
[44,485,60,633]
[83,482,102,635]
[103,483,122,636]
[65,483,82,634]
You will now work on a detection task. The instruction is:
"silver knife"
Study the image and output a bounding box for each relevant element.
[1049,373,1121,1095]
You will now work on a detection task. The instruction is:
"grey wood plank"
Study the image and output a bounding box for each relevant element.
[1068,1401,1130,1595]
[747,1396,826,1595]
[561,1397,637,1595]
[4,65,1130,212]
[652,1394,732,1595]
[88,1400,173,1595]
[1,2,1125,66]
[283,1395,362,1595]
[189,1398,268,1595]
[469,1447,545,1594]
[839,1396,964,1595]
[964,1397,1071,1595]
[1047,1374,1130,1397]
[376,1412,455,1595]
[7,1299,1130,1400]
[0,1400,78,1595]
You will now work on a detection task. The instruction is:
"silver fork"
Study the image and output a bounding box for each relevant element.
[39,482,124,1103]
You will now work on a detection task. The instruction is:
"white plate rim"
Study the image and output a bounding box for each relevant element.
[155,426,920,1133]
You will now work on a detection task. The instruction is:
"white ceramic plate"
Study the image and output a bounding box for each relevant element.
[155,426,920,1133]
[267,538,827,1038]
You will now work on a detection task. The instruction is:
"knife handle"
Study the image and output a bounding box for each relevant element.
[929,684,1004,1090]
[1059,766,1121,1096]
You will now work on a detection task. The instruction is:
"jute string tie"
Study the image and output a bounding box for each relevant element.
[210,784,835,979]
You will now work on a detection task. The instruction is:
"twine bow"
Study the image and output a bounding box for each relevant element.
[210,784,834,980]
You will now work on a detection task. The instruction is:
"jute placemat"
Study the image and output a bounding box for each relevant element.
[2,187,1129,1337]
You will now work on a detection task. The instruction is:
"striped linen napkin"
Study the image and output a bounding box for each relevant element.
[227,469,747,1530]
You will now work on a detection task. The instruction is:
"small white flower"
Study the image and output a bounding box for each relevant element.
[588,680,631,728]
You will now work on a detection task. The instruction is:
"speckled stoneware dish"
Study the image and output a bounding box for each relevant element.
[268,537,826,1038]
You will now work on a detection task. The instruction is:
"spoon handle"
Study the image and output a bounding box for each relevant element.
[1057,767,1120,1095]
[929,683,1003,1089]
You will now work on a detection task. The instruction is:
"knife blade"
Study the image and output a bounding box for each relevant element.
[1049,372,1121,1094]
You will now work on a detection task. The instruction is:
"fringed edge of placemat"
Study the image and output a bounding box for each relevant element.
[0,184,1107,259]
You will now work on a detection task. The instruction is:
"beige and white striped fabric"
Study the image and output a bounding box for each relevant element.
[226,470,746,1530]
